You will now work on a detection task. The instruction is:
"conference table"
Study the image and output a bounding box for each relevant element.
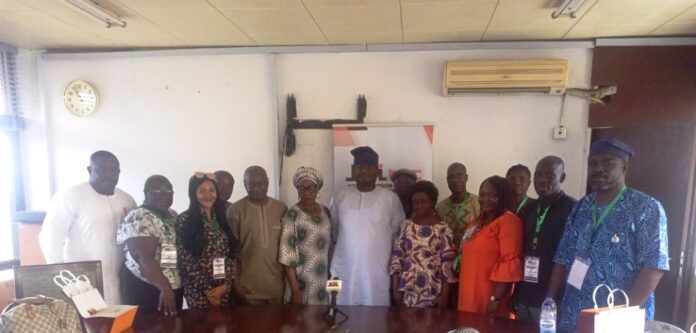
[128,305,537,333]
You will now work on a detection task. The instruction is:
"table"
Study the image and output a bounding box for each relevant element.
[130,305,537,333]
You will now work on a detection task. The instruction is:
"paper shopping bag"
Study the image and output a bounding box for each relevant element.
[54,269,138,333]
[576,284,645,333]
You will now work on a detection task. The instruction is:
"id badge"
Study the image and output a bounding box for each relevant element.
[160,244,177,269]
[213,257,226,280]
[567,257,590,290]
[461,226,476,242]
[523,256,540,283]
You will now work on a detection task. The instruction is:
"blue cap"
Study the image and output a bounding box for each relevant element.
[351,146,379,165]
[590,137,635,162]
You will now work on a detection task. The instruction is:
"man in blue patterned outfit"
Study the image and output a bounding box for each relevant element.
[547,137,670,333]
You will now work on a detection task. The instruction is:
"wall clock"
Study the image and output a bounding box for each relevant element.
[63,80,99,117]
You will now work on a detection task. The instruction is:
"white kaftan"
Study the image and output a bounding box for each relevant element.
[39,182,136,305]
[329,186,405,306]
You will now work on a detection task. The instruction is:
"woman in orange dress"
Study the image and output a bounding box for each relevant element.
[457,175,523,318]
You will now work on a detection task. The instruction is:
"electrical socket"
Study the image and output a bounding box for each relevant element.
[553,126,567,140]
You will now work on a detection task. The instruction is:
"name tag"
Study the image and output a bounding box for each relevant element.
[160,244,177,268]
[568,257,590,290]
[523,256,540,283]
[213,257,226,280]
[461,226,476,242]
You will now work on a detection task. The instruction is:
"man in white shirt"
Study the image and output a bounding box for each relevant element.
[330,146,405,306]
[40,151,136,304]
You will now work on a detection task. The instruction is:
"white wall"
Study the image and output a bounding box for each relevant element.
[36,47,592,212]
[40,53,278,212]
[278,49,592,206]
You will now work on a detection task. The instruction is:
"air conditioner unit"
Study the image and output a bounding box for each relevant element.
[443,59,568,96]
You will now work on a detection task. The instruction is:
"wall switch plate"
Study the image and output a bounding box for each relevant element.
[553,126,567,140]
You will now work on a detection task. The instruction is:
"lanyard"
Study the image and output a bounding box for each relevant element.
[532,203,551,251]
[143,206,173,236]
[515,196,529,214]
[448,193,471,222]
[204,215,224,254]
[584,186,627,257]
[591,186,627,230]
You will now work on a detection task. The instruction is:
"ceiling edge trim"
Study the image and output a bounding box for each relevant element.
[38,37,696,60]
[595,37,696,47]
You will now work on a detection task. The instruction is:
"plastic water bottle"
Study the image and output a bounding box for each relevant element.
[540,295,557,333]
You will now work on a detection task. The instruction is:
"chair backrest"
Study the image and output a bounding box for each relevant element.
[645,320,687,333]
[13,261,103,301]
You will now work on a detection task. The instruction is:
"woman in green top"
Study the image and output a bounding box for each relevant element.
[117,175,182,315]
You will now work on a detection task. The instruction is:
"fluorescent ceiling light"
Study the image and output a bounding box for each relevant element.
[62,0,127,28]
[551,0,587,19]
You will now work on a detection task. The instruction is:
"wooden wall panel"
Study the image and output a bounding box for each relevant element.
[589,46,696,128]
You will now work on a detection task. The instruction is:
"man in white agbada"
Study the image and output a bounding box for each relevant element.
[40,151,136,305]
[330,146,405,306]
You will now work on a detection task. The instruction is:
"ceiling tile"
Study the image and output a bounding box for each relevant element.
[302,0,397,7]
[665,2,696,22]
[112,2,254,45]
[483,0,599,40]
[114,0,213,9]
[652,2,696,34]
[565,0,696,38]
[651,4,696,35]
[14,0,183,47]
[1,0,696,50]
[400,0,497,3]
[651,22,696,35]
[207,0,304,9]
[575,0,695,25]
[327,31,403,44]
[565,23,659,39]
[402,1,496,34]
[165,33,254,46]
[125,7,244,35]
[20,0,129,28]
[484,28,570,41]
[217,8,321,36]
[252,33,328,45]
[0,1,110,48]
[306,2,402,44]
[404,30,485,43]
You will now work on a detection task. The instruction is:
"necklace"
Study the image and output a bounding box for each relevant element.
[298,202,319,215]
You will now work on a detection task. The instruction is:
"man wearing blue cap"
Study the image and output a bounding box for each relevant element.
[547,138,670,332]
[330,146,405,306]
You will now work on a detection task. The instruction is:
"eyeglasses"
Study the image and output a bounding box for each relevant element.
[297,185,318,193]
[148,189,174,195]
[194,171,216,181]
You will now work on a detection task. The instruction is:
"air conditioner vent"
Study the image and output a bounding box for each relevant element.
[444,59,568,96]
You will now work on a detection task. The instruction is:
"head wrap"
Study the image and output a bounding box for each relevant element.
[351,146,379,165]
[590,137,635,162]
[390,168,417,182]
[293,166,323,189]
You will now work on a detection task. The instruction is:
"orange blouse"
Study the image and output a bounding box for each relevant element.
[457,211,523,318]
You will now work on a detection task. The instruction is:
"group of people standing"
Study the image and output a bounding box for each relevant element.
[38,137,669,333]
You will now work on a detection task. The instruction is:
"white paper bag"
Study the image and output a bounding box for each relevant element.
[592,285,645,333]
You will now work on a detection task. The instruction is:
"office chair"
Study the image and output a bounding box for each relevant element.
[13,261,103,301]
[645,320,687,333]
